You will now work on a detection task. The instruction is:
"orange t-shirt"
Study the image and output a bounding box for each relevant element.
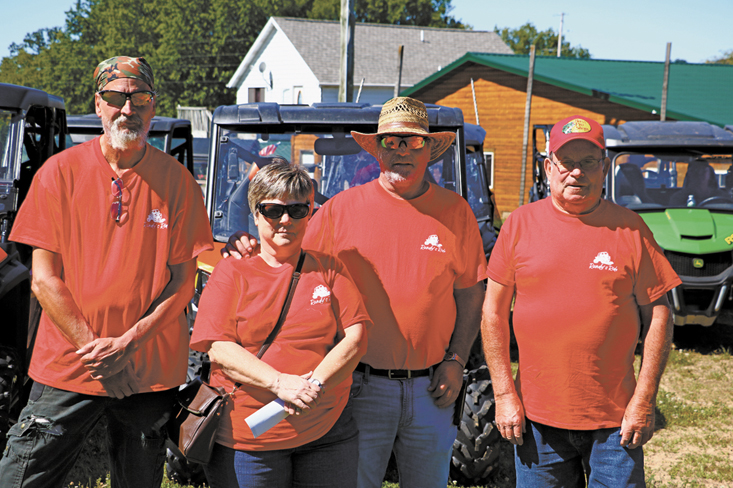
[304,180,487,370]
[487,198,681,430]
[190,251,370,451]
[9,137,214,395]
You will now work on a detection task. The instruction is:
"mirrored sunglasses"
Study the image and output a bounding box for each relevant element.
[380,135,426,150]
[110,178,128,222]
[256,203,310,220]
[98,90,155,108]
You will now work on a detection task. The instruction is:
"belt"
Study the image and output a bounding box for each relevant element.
[355,362,432,379]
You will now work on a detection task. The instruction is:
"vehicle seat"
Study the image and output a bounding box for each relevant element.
[669,162,728,206]
[616,163,654,204]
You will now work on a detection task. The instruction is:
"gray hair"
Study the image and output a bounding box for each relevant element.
[248,159,314,215]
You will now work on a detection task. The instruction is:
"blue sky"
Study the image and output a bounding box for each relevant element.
[1,0,731,63]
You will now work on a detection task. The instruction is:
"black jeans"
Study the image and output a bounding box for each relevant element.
[0,382,176,488]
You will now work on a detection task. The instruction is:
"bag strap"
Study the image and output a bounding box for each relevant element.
[256,250,306,359]
[229,251,306,393]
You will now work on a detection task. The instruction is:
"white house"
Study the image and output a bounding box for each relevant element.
[227,17,513,106]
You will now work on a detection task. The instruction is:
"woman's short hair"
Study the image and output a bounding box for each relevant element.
[248,158,314,214]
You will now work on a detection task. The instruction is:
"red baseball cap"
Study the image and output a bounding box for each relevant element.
[549,115,605,153]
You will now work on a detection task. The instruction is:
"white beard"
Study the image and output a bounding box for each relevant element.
[382,170,408,186]
[103,115,149,150]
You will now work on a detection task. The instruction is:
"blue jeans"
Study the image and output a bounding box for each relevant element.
[0,382,175,488]
[350,369,457,488]
[204,401,358,488]
[515,419,645,488]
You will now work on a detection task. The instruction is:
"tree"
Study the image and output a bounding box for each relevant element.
[0,0,467,116]
[707,49,733,65]
[308,0,467,28]
[494,22,590,58]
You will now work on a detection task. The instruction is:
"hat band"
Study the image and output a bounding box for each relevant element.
[378,121,429,135]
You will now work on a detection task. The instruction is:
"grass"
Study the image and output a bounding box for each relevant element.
[65,324,733,488]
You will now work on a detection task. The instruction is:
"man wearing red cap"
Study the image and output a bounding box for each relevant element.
[482,115,680,486]
[0,56,213,487]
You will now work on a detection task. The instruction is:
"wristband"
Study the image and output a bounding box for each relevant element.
[443,351,466,368]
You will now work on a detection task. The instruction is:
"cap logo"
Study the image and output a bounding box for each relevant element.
[562,119,592,134]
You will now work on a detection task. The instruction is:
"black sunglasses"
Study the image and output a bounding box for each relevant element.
[256,203,310,220]
[98,90,155,108]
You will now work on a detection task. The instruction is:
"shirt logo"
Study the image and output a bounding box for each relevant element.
[589,252,617,272]
[145,209,168,229]
[421,234,446,253]
[311,285,331,305]
[562,118,592,134]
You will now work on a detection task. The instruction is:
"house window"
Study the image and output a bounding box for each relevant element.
[484,152,495,189]
[293,86,304,104]
[248,88,264,103]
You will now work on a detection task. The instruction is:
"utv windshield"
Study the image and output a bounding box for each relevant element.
[211,129,485,242]
[612,152,733,210]
[0,109,21,182]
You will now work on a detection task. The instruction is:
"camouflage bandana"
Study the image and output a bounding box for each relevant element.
[94,56,155,92]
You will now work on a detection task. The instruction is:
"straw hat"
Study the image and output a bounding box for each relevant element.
[351,97,456,160]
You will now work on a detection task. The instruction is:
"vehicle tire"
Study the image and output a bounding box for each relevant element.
[0,346,22,453]
[450,365,502,486]
[165,348,209,486]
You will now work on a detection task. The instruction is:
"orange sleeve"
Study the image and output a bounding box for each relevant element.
[168,172,214,265]
[190,259,242,353]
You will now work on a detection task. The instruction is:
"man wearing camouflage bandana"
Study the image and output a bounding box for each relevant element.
[0,56,213,488]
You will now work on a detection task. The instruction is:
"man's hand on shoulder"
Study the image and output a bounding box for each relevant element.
[221,231,259,259]
[620,394,656,449]
[427,360,464,408]
[99,362,140,399]
[77,336,132,380]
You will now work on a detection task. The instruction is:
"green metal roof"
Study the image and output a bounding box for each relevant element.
[403,53,733,127]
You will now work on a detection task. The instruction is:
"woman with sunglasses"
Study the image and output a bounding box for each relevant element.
[190,160,370,488]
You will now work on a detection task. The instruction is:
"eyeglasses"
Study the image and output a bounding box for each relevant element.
[380,135,426,150]
[256,203,310,220]
[98,90,155,108]
[551,157,604,174]
[110,178,128,222]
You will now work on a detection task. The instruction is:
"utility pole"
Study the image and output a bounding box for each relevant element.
[661,42,671,121]
[557,12,564,57]
[339,0,355,102]
[394,45,404,98]
[519,45,536,207]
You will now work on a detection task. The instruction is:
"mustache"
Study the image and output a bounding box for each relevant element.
[113,114,143,129]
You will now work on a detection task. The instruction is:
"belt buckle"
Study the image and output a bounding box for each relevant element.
[388,369,410,379]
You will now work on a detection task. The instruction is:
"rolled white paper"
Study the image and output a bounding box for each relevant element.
[245,398,289,438]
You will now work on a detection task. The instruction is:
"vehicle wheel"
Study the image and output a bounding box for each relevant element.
[450,365,502,486]
[0,346,22,453]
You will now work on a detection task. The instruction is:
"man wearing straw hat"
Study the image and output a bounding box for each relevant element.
[225,97,486,488]
[0,56,213,488]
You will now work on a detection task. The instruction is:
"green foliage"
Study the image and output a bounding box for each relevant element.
[0,0,465,116]
[707,49,733,65]
[494,22,590,58]
[308,0,466,28]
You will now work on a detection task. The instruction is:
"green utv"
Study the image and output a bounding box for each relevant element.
[532,121,733,327]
